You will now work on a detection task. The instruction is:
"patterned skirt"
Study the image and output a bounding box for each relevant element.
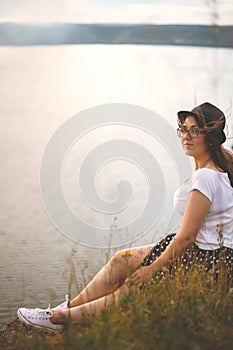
[141,233,233,285]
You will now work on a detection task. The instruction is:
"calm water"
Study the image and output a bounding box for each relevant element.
[0,44,233,328]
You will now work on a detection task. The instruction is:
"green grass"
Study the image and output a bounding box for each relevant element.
[1,267,232,350]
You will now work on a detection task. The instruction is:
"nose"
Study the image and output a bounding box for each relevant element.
[182,130,192,140]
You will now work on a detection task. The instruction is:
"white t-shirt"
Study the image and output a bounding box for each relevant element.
[173,168,233,250]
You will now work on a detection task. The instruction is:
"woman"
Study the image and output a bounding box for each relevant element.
[17,102,233,332]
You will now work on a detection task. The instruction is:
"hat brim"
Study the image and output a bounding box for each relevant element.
[177,111,198,123]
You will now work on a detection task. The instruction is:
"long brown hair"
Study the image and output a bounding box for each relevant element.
[205,130,233,187]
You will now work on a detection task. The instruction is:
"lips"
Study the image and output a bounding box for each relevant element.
[183,143,193,150]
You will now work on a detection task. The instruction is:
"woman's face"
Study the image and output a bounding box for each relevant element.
[180,116,209,159]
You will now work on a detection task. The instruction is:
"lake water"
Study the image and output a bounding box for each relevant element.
[0,44,233,328]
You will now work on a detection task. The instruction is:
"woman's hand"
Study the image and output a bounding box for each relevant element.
[130,265,154,287]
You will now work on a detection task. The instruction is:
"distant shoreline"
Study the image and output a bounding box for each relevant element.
[0,23,232,48]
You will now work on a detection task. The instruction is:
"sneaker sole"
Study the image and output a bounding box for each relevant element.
[17,309,63,333]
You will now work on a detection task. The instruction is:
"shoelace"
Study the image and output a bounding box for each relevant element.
[34,308,49,313]
[27,309,53,318]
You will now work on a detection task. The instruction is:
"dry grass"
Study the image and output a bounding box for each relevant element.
[1,265,232,350]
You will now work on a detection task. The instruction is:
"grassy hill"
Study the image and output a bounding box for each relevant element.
[1,266,232,350]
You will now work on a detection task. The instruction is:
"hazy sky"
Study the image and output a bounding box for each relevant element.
[0,0,233,24]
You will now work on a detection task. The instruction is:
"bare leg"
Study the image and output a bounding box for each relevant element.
[69,244,154,308]
[52,283,132,325]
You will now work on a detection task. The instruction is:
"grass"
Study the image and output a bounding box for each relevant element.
[1,265,232,350]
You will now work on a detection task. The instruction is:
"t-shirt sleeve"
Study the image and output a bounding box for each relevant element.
[190,169,216,202]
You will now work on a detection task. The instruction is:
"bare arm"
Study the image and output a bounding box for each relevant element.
[131,189,211,285]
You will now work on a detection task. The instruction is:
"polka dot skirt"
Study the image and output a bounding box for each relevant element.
[141,233,233,284]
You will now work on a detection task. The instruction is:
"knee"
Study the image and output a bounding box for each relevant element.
[109,251,125,268]
[107,251,129,278]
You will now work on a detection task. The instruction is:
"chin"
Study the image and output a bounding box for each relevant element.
[184,149,194,157]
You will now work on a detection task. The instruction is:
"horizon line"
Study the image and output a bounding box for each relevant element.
[0,21,232,27]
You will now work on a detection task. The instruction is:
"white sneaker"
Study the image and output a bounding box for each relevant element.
[33,294,70,312]
[17,308,64,333]
[51,294,70,311]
